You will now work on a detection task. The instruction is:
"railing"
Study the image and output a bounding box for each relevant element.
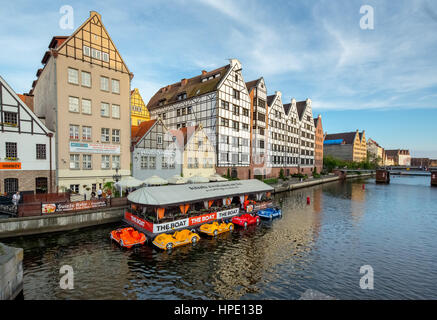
[22,192,70,204]
[16,197,128,218]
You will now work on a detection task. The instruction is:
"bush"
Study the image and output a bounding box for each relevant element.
[263,178,278,185]
[279,168,285,180]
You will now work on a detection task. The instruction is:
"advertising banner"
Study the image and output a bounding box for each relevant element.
[42,199,107,214]
[69,142,120,154]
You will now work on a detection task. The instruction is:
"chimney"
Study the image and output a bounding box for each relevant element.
[181,78,188,86]
[201,70,207,75]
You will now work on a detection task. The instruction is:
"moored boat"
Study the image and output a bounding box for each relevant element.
[110,227,147,248]
[199,221,234,236]
[124,179,274,240]
[152,229,200,250]
[257,207,282,220]
[231,213,260,228]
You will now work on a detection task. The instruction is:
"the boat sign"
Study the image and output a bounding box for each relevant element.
[217,208,240,219]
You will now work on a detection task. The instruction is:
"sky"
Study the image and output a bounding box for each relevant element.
[0,0,436,157]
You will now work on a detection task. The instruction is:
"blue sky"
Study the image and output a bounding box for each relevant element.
[1,0,436,157]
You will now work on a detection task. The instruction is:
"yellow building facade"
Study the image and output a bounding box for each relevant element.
[130,88,150,126]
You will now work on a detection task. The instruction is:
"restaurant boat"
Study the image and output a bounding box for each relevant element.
[124,179,274,240]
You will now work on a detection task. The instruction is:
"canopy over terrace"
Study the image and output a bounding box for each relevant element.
[127,179,273,207]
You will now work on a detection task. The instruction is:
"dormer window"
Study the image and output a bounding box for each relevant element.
[177,92,187,101]
[158,99,165,107]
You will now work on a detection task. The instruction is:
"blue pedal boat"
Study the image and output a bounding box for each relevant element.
[257,207,282,220]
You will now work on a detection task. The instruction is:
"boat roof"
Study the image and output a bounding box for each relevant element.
[127,179,274,206]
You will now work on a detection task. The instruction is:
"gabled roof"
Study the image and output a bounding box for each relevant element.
[131,119,157,146]
[17,94,34,112]
[325,131,359,145]
[147,65,231,111]
[313,117,319,127]
[296,101,307,120]
[169,125,199,149]
[267,95,276,107]
[48,36,69,49]
[283,103,291,115]
[245,78,261,92]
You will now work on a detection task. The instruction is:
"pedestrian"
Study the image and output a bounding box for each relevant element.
[12,192,20,206]
[97,188,103,199]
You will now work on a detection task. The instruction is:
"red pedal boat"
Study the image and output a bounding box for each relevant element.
[231,213,260,228]
[110,227,147,248]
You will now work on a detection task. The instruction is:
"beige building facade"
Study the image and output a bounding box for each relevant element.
[31,11,132,196]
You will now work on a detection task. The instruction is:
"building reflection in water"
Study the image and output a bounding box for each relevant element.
[209,188,322,299]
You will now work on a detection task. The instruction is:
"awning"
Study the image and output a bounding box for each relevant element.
[115,176,144,189]
[208,174,228,182]
[168,175,188,185]
[188,175,210,184]
[127,179,274,206]
[143,175,168,186]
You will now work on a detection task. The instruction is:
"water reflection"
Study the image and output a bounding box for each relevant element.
[4,176,437,299]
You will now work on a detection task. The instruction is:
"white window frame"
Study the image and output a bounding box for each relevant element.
[112,129,120,143]
[83,154,92,170]
[111,79,120,94]
[101,128,110,143]
[82,99,92,114]
[68,96,79,113]
[112,104,120,119]
[81,71,91,87]
[101,102,110,117]
[101,155,110,170]
[100,76,109,91]
[68,68,79,84]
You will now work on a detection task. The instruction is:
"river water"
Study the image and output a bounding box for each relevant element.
[4,176,437,300]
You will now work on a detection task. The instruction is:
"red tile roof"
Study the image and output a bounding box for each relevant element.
[17,94,34,112]
[168,126,199,149]
[131,120,157,145]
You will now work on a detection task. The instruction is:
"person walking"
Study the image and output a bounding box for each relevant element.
[12,192,21,206]
[97,188,103,199]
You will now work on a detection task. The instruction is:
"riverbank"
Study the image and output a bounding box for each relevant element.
[0,207,127,240]
[271,173,373,193]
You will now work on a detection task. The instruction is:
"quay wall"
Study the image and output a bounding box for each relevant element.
[0,243,23,300]
[0,207,126,239]
[272,173,373,194]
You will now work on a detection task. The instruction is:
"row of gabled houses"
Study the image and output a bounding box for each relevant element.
[0,11,324,197]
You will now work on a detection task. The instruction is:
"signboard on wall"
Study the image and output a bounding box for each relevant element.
[42,199,107,214]
[0,162,21,169]
[69,142,120,154]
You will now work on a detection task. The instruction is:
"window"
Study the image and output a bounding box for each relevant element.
[70,184,79,193]
[220,118,229,127]
[177,109,181,117]
[112,104,120,118]
[242,108,249,117]
[100,76,109,91]
[149,156,156,169]
[81,71,91,87]
[232,121,239,131]
[101,102,110,117]
[4,178,18,194]
[112,129,120,143]
[233,89,240,100]
[3,112,17,125]
[69,97,79,112]
[157,134,163,145]
[82,99,92,114]
[140,156,148,169]
[92,48,101,60]
[235,74,238,82]
[83,155,92,170]
[101,128,110,142]
[112,156,120,169]
[232,137,238,148]
[221,100,229,110]
[70,154,80,169]
[112,79,120,94]
[5,142,17,158]
[69,125,79,140]
[187,106,192,114]
[241,154,249,163]
[68,68,78,84]
[233,105,240,115]
[83,46,91,56]
[36,144,46,159]
[177,93,187,101]
[232,153,239,164]
[242,123,249,131]
[82,126,92,141]
[102,52,109,62]
[101,155,110,169]
[259,140,265,149]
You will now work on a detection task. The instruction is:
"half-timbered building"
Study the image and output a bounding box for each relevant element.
[147,59,251,179]
[131,118,181,181]
[0,76,56,195]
